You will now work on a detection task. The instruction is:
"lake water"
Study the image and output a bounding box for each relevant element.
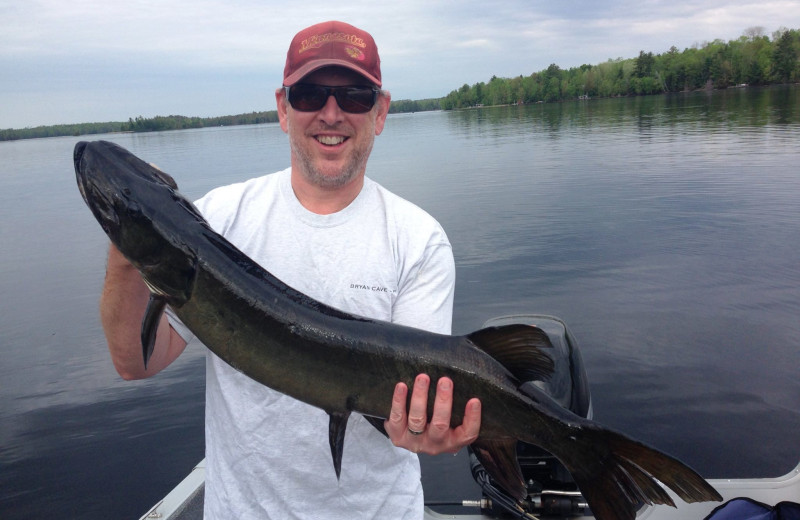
[1,85,799,519]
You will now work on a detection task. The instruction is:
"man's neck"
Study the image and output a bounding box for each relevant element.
[289,169,365,215]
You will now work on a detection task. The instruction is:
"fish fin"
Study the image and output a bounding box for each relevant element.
[328,411,351,479]
[147,162,178,190]
[471,438,526,501]
[557,425,722,520]
[362,415,389,438]
[141,294,167,369]
[467,324,555,382]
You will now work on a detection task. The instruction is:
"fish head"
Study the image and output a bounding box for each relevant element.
[74,140,199,306]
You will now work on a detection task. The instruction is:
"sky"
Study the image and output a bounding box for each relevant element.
[2,0,799,129]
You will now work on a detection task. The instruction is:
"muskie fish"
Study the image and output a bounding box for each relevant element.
[74,140,721,520]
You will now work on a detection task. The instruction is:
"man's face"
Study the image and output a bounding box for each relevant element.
[277,67,390,189]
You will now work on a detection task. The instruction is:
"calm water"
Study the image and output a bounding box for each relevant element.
[1,86,799,519]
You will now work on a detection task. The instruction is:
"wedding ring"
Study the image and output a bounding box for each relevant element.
[408,427,425,436]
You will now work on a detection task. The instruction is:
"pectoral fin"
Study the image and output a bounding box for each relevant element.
[141,294,167,369]
[328,411,351,479]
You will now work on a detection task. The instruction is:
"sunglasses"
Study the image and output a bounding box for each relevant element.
[285,84,380,114]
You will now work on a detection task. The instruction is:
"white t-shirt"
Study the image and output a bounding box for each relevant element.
[169,168,455,520]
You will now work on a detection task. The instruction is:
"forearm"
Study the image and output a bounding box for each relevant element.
[100,244,185,379]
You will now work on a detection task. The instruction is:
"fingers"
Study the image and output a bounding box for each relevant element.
[429,379,480,452]
[453,398,481,446]
[427,377,454,442]
[385,382,409,439]
[406,374,430,435]
[384,374,482,456]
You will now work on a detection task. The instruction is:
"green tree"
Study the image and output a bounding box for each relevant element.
[634,51,655,78]
[773,29,799,82]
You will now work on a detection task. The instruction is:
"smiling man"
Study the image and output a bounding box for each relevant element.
[99,20,481,519]
[278,66,382,211]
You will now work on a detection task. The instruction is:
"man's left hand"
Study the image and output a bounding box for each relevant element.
[384,374,481,455]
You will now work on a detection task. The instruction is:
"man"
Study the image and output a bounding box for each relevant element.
[100,20,481,519]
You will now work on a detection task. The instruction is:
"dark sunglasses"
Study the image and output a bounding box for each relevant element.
[285,84,380,114]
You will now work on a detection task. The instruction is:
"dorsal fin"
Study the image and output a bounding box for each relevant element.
[467,324,554,382]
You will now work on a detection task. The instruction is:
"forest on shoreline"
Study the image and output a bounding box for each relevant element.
[2,26,797,142]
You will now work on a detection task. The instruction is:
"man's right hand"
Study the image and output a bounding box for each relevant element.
[384,374,481,455]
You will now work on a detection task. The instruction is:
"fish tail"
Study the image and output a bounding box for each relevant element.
[559,425,722,520]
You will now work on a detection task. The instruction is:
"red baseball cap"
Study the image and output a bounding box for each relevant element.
[283,21,381,87]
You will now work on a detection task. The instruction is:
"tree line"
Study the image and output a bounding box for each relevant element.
[0,121,129,141]
[441,27,799,109]
[387,98,442,113]
[0,111,280,141]
[2,26,797,141]
[124,111,280,133]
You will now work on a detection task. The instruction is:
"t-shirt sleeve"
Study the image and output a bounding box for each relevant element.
[166,306,193,344]
[391,238,455,335]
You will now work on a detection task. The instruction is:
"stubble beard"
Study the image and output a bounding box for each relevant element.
[289,121,374,189]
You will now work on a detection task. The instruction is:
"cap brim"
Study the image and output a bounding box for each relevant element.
[283,59,381,87]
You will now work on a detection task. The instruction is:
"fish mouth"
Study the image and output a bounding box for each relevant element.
[73,141,88,168]
[84,184,121,236]
[73,141,90,204]
[74,142,121,235]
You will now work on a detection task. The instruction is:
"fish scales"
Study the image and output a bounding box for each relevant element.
[182,257,526,437]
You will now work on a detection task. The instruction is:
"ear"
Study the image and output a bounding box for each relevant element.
[276,87,289,133]
[374,90,391,136]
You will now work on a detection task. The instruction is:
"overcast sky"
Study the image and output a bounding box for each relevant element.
[2,0,798,129]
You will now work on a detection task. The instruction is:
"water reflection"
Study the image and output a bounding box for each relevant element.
[442,85,800,140]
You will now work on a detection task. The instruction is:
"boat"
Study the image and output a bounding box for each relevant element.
[139,458,800,520]
[138,315,800,520]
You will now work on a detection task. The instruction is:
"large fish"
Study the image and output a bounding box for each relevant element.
[74,140,722,520]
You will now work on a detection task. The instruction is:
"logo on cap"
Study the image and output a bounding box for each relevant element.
[344,46,365,61]
[298,32,366,54]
